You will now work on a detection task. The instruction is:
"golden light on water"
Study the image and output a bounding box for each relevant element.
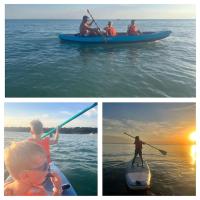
[190,145,196,165]
[189,131,196,143]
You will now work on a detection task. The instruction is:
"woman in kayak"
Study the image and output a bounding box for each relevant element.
[127,20,141,35]
[4,141,62,196]
[104,21,117,36]
[132,136,145,167]
[79,15,100,36]
[28,120,60,163]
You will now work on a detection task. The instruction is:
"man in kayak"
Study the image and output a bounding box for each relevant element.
[104,21,117,36]
[4,141,62,195]
[28,120,60,163]
[132,136,145,167]
[127,20,141,35]
[79,15,100,36]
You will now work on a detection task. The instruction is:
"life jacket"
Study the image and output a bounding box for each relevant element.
[128,25,138,35]
[105,26,117,36]
[28,137,51,163]
[4,180,48,196]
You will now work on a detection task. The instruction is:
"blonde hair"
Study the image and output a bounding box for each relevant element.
[30,120,43,135]
[4,141,46,180]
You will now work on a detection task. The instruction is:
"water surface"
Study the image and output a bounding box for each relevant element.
[103,143,196,195]
[5,19,196,97]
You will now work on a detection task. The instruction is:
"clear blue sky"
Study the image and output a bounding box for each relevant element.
[103,103,195,144]
[5,102,97,128]
[5,4,195,19]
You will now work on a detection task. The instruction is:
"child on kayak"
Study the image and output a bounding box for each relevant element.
[104,21,117,36]
[132,136,145,167]
[127,20,141,35]
[4,141,62,196]
[28,120,60,163]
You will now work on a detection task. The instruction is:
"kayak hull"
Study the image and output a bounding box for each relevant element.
[125,157,151,190]
[59,31,171,44]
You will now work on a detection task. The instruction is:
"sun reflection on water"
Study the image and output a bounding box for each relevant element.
[190,145,196,165]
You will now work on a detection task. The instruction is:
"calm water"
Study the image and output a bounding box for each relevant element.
[4,131,97,196]
[5,19,195,97]
[103,144,196,196]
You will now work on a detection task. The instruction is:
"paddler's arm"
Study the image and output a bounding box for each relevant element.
[49,127,60,145]
[88,19,94,26]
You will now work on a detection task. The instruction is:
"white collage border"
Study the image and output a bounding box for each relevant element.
[0,0,199,199]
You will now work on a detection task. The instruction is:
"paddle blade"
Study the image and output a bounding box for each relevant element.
[159,149,167,155]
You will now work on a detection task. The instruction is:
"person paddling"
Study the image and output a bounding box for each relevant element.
[79,15,100,36]
[127,20,141,35]
[104,21,117,36]
[132,136,145,167]
[28,120,60,163]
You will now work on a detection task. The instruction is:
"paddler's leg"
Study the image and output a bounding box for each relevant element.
[132,150,138,166]
[139,151,144,167]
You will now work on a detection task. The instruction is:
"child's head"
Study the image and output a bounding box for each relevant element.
[30,120,43,136]
[5,141,49,186]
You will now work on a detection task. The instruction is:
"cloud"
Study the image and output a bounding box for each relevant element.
[83,108,97,117]
[59,111,72,116]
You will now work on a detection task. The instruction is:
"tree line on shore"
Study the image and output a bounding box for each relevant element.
[4,127,97,134]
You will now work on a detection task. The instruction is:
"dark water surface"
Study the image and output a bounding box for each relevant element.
[103,144,196,195]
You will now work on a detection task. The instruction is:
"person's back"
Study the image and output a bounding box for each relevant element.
[134,139,143,150]
[29,120,60,164]
[132,136,145,167]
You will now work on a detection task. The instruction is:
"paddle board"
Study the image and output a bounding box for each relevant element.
[125,157,151,190]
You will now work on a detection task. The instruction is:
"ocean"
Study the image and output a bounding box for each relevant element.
[4,131,97,196]
[5,19,196,97]
[103,143,196,195]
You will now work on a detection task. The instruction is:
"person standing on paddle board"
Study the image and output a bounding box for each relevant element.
[132,136,145,167]
[28,120,60,163]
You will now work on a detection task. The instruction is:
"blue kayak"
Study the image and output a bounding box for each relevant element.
[59,31,171,44]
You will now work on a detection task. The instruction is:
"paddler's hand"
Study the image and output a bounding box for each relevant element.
[50,172,62,196]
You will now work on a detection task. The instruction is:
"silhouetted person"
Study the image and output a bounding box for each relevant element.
[132,136,145,167]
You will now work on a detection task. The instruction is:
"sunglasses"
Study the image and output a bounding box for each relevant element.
[31,162,49,172]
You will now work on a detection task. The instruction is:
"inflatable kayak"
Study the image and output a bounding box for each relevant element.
[5,162,77,196]
[59,31,171,44]
[125,157,151,190]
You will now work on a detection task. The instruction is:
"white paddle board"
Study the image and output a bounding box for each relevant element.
[125,157,151,190]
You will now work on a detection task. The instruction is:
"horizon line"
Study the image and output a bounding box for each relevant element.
[5,18,195,20]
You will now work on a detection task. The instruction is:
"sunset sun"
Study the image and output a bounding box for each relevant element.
[189,131,196,142]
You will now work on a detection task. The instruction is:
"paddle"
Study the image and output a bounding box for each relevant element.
[123,132,167,155]
[41,103,97,139]
[87,9,102,32]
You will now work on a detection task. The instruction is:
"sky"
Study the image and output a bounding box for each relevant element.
[5,4,195,19]
[5,102,97,128]
[103,103,196,145]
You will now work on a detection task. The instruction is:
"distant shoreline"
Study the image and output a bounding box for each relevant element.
[4,127,97,134]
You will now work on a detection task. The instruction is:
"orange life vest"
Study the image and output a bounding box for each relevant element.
[29,137,51,163]
[128,25,138,35]
[105,26,117,36]
[4,180,48,196]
